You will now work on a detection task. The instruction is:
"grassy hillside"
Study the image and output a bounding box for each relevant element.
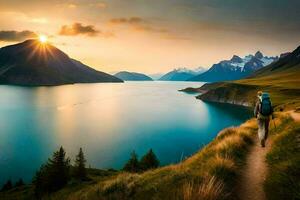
[264,114,300,200]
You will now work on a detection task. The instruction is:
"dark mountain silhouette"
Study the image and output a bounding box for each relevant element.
[0,40,122,86]
[114,71,153,81]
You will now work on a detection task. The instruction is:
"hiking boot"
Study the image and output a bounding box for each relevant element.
[260,139,265,147]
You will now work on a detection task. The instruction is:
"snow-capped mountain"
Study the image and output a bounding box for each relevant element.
[188,51,278,82]
[159,67,206,81]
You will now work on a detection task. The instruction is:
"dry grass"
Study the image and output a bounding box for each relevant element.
[264,114,300,200]
[182,176,226,200]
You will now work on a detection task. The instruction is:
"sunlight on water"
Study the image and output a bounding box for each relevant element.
[0,82,251,184]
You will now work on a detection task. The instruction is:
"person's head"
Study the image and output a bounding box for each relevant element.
[257,91,263,97]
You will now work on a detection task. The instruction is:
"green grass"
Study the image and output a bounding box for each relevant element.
[265,117,300,200]
[196,68,300,110]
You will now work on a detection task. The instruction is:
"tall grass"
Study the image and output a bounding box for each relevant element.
[264,116,300,200]
[182,176,226,200]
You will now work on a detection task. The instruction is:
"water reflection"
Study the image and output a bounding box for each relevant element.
[0,82,251,184]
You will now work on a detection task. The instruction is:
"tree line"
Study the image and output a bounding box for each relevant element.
[34,147,87,198]
[1,147,159,198]
[1,178,24,192]
[123,149,160,172]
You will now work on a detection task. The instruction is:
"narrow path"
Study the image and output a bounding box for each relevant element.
[290,111,300,122]
[237,139,271,200]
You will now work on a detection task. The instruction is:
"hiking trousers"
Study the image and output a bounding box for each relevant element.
[257,115,270,142]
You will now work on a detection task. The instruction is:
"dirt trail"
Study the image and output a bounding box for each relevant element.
[237,138,271,200]
[237,111,299,200]
[290,111,300,122]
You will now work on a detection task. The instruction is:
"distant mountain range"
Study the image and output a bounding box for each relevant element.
[193,46,300,107]
[0,40,122,86]
[159,67,206,81]
[188,51,278,82]
[148,73,164,80]
[114,71,153,81]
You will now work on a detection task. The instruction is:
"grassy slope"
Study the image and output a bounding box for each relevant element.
[264,116,300,200]
[196,62,300,110]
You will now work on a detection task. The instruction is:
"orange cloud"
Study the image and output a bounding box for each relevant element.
[110,17,145,24]
[59,23,114,38]
[0,30,37,41]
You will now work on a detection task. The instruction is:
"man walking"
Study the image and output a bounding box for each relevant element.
[254,91,274,147]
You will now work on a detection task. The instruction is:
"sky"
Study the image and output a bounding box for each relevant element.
[0,0,300,74]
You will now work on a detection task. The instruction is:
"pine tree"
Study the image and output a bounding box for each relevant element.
[1,179,12,191]
[123,151,140,172]
[74,147,87,180]
[15,178,24,187]
[33,146,70,197]
[48,146,70,191]
[140,149,159,171]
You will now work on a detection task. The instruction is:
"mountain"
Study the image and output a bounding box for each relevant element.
[188,51,278,82]
[0,40,122,86]
[192,45,300,108]
[148,73,164,80]
[114,71,153,81]
[159,67,206,81]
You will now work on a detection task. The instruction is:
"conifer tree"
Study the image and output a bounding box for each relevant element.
[123,151,140,172]
[74,147,87,180]
[1,179,12,191]
[15,178,24,187]
[34,146,70,197]
[140,149,159,171]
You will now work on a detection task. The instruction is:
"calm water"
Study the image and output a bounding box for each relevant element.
[0,81,251,184]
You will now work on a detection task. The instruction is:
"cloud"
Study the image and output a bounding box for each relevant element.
[0,30,37,42]
[59,22,114,38]
[110,17,145,24]
[109,17,167,33]
[59,23,99,36]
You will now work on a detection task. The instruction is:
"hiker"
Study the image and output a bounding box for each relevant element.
[254,91,274,147]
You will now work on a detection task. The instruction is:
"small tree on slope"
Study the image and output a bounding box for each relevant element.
[34,146,70,197]
[140,149,159,171]
[123,151,140,172]
[74,147,87,180]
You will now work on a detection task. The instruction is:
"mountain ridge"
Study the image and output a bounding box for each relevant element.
[159,67,206,81]
[188,51,278,82]
[192,45,300,109]
[114,71,153,81]
[0,40,123,86]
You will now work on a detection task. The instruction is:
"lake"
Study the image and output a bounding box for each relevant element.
[0,81,251,184]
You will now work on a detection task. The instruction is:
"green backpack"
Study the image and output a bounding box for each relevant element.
[260,93,273,116]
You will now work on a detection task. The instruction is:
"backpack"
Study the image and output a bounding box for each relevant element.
[259,93,273,116]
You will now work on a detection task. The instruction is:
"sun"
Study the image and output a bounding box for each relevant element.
[39,35,48,43]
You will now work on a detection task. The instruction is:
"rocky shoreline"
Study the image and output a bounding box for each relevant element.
[180,82,258,108]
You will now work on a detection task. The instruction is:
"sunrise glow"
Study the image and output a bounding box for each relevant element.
[39,35,48,43]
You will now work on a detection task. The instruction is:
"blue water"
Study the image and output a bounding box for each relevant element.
[0,81,251,184]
